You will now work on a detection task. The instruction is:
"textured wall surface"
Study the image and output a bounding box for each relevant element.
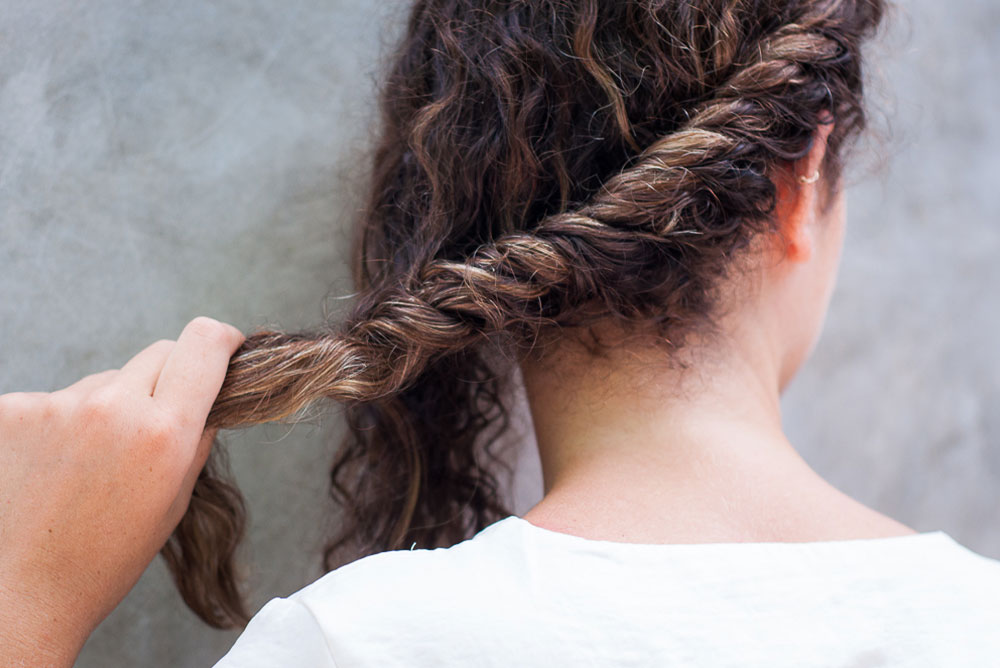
[784,0,1000,558]
[0,1,996,666]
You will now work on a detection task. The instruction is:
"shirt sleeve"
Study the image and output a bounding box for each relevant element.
[212,596,338,668]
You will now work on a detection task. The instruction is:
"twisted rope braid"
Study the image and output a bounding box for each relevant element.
[161,2,881,629]
[202,25,846,432]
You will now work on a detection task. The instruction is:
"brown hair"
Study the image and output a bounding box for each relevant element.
[159,0,889,628]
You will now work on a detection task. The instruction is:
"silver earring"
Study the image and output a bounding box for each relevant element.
[798,170,820,184]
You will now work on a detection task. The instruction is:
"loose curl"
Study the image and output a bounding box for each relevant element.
[159,0,889,628]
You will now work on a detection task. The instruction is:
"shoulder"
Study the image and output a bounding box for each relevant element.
[932,535,1000,593]
[289,517,529,635]
[213,596,338,667]
[216,518,526,667]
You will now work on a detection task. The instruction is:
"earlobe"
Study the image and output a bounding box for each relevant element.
[784,225,814,263]
[770,117,834,264]
[770,170,813,264]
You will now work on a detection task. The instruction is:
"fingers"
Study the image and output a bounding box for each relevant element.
[61,369,119,396]
[118,340,175,395]
[152,317,245,439]
[60,339,174,398]
[0,391,50,412]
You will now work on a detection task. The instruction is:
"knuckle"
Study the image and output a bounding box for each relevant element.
[78,387,123,422]
[0,392,33,418]
[144,412,182,450]
[170,410,202,439]
[45,390,74,414]
[186,316,232,346]
[0,392,73,425]
[142,415,194,479]
[151,339,175,351]
[78,369,116,387]
[37,394,63,420]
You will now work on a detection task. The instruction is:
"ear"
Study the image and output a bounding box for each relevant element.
[770,114,835,263]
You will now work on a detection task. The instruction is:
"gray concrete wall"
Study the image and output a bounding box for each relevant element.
[784,0,1000,557]
[0,1,996,666]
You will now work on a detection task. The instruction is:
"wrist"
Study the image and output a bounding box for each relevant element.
[0,568,91,668]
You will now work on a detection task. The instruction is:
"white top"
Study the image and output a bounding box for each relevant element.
[214,515,1000,667]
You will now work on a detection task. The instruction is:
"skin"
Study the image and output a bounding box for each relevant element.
[0,121,914,665]
[0,317,245,667]
[520,119,917,545]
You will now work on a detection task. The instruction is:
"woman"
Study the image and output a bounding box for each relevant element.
[2,0,998,665]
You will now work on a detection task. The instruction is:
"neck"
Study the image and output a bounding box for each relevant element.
[518,319,915,544]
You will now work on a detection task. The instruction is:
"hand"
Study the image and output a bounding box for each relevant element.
[0,317,245,667]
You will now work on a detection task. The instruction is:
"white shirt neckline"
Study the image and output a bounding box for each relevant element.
[500,514,956,554]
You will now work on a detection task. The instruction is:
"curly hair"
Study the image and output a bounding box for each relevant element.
[158,0,889,628]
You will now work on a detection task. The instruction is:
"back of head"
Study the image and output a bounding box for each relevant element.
[162,0,889,628]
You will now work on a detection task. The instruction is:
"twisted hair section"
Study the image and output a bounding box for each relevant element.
[158,0,889,628]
